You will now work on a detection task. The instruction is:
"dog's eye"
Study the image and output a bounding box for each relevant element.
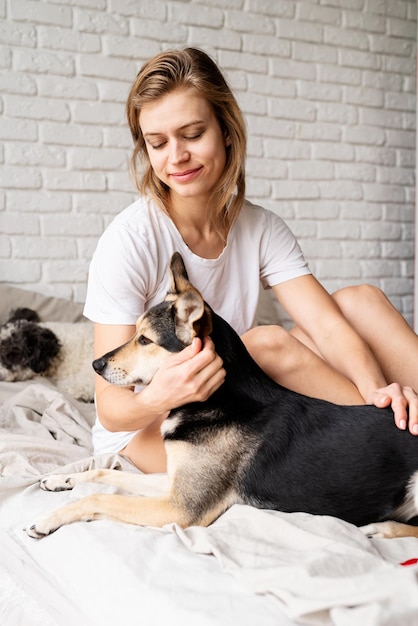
[138,335,153,346]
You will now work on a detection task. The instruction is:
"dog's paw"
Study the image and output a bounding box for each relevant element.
[25,514,59,539]
[40,474,76,492]
[360,523,386,538]
[361,520,418,539]
[360,521,400,539]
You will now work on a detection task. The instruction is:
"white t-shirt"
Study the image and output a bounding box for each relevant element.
[84,195,311,454]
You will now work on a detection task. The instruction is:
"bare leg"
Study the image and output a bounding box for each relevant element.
[332,285,418,389]
[331,285,418,434]
[120,420,167,474]
[242,325,364,405]
[246,285,418,395]
[245,285,418,432]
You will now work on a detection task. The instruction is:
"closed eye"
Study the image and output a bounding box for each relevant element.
[184,131,203,141]
[149,129,205,150]
[150,141,166,150]
[138,335,153,346]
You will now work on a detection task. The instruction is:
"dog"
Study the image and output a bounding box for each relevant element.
[0,308,95,401]
[27,252,418,539]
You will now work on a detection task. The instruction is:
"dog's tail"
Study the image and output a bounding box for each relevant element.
[7,308,41,324]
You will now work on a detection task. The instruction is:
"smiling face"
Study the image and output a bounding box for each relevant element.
[139,87,230,209]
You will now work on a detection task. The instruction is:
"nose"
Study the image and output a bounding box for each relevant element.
[169,140,189,164]
[92,357,107,374]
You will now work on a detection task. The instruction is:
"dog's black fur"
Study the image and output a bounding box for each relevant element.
[161,287,418,528]
[0,308,61,379]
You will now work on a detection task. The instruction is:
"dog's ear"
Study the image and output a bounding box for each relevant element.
[174,290,212,344]
[168,252,213,343]
[167,252,191,296]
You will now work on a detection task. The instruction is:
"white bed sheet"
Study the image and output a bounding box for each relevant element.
[1,381,418,626]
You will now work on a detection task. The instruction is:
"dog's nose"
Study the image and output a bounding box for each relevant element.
[92,357,107,374]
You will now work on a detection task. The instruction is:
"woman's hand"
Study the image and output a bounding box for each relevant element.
[140,336,226,414]
[368,383,418,435]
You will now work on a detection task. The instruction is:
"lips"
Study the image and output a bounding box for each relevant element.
[169,166,203,183]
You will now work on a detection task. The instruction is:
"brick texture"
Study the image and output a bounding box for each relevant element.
[0,0,416,325]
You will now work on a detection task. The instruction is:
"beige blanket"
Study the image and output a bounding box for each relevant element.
[1,381,418,626]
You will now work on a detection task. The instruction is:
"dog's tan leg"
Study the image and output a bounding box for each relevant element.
[41,469,169,496]
[26,493,193,539]
[361,520,418,539]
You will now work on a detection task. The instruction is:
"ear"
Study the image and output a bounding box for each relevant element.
[168,252,213,343]
[174,289,211,344]
[167,252,190,297]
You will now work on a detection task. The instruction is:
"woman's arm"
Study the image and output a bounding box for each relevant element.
[94,323,225,433]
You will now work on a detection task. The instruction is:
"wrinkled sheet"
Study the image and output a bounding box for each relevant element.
[0,381,93,478]
[1,381,418,626]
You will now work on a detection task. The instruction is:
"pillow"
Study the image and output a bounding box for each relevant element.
[0,285,86,325]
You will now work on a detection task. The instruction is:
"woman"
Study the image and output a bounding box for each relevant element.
[84,47,418,474]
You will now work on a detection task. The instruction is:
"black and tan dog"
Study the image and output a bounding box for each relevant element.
[27,253,418,539]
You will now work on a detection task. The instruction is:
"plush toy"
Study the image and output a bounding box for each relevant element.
[0,308,95,402]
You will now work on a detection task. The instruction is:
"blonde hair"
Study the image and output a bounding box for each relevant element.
[126,47,246,241]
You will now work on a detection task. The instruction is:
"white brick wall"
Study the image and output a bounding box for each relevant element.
[0,0,416,325]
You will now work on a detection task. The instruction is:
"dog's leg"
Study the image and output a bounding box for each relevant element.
[26,492,201,539]
[40,469,169,496]
[361,520,418,539]
[363,473,418,538]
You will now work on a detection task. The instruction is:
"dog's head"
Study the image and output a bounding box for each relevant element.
[0,318,61,382]
[93,252,213,386]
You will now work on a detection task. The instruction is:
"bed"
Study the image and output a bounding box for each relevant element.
[1,285,418,626]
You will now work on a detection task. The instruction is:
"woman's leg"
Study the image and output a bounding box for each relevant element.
[330,285,418,390]
[245,285,418,433]
[242,325,364,405]
[121,421,167,473]
[248,285,418,394]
